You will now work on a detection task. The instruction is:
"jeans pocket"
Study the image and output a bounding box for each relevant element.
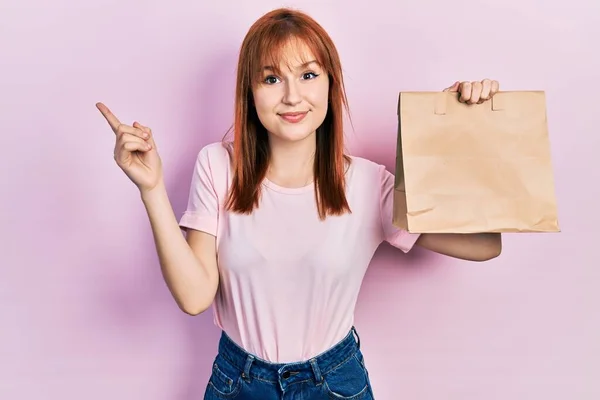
[206,354,243,399]
[322,351,371,399]
[353,351,369,375]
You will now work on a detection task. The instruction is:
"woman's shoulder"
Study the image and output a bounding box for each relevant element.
[345,154,390,183]
[197,141,233,161]
[194,141,234,171]
[190,141,234,195]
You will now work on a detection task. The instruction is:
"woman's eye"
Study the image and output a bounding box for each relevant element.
[302,72,319,80]
[264,76,280,84]
[263,72,319,84]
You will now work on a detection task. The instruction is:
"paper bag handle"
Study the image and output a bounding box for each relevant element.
[434,92,506,115]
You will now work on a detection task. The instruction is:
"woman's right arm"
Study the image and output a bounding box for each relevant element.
[141,181,219,316]
[95,102,219,316]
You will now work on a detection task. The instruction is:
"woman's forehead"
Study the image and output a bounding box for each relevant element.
[260,38,320,71]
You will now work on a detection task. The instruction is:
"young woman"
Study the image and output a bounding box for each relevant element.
[97,7,502,400]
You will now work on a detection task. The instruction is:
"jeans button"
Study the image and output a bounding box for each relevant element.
[282,371,291,379]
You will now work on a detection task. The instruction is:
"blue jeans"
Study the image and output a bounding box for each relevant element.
[204,326,375,399]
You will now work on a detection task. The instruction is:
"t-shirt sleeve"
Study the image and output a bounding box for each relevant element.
[379,165,421,253]
[178,145,220,236]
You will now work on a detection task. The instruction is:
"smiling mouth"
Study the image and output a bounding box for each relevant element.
[278,111,308,123]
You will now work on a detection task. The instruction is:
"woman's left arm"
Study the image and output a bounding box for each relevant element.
[415,233,502,262]
[414,79,503,262]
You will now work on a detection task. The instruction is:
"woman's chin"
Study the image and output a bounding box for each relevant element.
[268,129,317,144]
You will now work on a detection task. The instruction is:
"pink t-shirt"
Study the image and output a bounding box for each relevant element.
[179,142,420,363]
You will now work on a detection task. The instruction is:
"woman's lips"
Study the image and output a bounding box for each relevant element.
[279,111,308,123]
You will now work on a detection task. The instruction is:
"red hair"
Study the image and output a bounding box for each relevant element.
[225,8,351,219]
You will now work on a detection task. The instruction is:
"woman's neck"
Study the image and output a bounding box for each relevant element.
[266,132,316,188]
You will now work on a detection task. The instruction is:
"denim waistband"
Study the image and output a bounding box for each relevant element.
[216,326,362,389]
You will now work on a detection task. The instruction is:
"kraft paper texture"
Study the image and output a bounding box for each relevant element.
[393,91,560,233]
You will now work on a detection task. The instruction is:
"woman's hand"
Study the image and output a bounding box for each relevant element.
[444,79,500,104]
[96,102,163,194]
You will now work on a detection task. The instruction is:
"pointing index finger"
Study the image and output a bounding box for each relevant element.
[96,102,121,134]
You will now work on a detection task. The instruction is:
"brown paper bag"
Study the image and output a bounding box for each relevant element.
[393,90,560,233]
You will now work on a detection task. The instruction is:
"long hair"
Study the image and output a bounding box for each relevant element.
[225,8,351,219]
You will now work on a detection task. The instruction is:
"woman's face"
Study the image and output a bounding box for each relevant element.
[252,39,330,144]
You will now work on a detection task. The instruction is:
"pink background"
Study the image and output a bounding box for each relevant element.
[1,0,598,398]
